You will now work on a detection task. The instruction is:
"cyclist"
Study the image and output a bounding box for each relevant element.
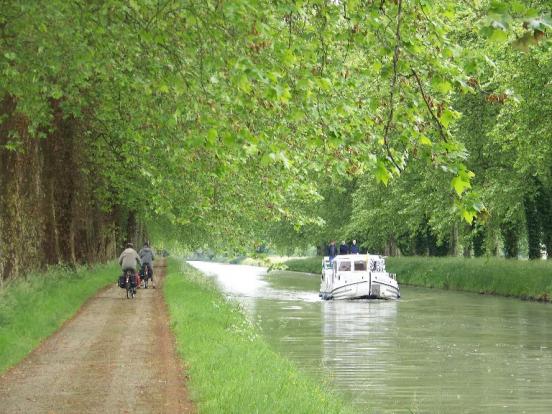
[139,241,155,288]
[119,243,142,294]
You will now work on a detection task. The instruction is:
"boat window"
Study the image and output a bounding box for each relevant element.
[354,261,366,271]
[338,261,351,271]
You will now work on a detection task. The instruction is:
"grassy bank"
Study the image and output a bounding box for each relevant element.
[387,256,552,301]
[283,256,322,274]
[163,258,355,414]
[283,256,552,301]
[0,262,119,374]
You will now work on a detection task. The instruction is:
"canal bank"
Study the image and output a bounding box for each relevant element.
[163,258,355,414]
[283,256,552,302]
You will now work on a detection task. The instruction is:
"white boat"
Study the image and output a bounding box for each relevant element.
[319,254,400,300]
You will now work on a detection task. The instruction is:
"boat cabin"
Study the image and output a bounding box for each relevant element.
[333,255,390,275]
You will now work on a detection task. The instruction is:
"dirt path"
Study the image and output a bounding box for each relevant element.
[0,259,194,413]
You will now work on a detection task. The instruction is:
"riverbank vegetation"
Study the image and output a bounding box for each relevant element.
[0,262,118,374]
[283,256,552,302]
[163,258,355,413]
[282,257,323,275]
[387,257,552,301]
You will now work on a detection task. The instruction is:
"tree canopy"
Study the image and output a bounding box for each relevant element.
[1,1,551,276]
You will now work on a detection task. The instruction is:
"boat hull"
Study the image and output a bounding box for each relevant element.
[320,280,400,300]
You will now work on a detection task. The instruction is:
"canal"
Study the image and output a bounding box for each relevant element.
[188,261,552,413]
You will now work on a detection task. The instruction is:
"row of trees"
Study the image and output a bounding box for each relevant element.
[275,1,552,258]
[1,1,550,281]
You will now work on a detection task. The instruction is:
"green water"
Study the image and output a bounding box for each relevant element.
[192,263,552,413]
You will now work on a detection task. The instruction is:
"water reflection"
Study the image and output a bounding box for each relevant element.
[321,300,399,408]
[188,262,552,413]
[187,261,269,297]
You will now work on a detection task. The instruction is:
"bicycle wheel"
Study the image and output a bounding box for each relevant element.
[126,277,131,299]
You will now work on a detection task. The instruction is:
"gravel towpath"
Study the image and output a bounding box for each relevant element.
[0,259,194,413]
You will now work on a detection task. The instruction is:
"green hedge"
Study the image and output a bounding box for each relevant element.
[0,262,119,374]
[164,258,355,414]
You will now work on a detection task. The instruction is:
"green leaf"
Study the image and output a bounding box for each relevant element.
[281,49,296,66]
[461,208,477,224]
[420,136,432,146]
[375,161,391,186]
[317,78,332,91]
[452,176,470,196]
[439,109,458,128]
[489,29,508,43]
[431,78,453,94]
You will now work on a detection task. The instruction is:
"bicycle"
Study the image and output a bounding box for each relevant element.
[124,269,137,299]
[141,263,154,289]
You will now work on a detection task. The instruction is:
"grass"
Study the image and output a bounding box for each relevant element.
[0,262,119,374]
[386,256,552,301]
[163,258,355,414]
[283,256,323,274]
[282,255,552,302]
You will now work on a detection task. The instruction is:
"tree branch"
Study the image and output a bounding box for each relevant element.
[382,0,403,173]
[411,68,448,143]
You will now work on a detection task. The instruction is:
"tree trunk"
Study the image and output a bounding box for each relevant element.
[472,222,485,257]
[449,223,459,256]
[0,96,44,281]
[524,194,541,259]
[535,179,552,259]
[500,220,520,259]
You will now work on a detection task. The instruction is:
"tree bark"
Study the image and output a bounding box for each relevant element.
[524,194,541,260]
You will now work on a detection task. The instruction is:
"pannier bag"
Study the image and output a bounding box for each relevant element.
[118,273,141,288]
[118,275,126,289]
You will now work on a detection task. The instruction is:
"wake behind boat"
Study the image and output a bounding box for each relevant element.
[319,254,400,300]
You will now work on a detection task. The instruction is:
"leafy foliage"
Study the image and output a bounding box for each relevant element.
[1,0,551,261]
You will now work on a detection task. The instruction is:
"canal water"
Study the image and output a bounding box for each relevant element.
[188,261,552,413]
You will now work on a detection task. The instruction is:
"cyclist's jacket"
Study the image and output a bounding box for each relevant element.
[119,248,141,271]
[139,246,155,264]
